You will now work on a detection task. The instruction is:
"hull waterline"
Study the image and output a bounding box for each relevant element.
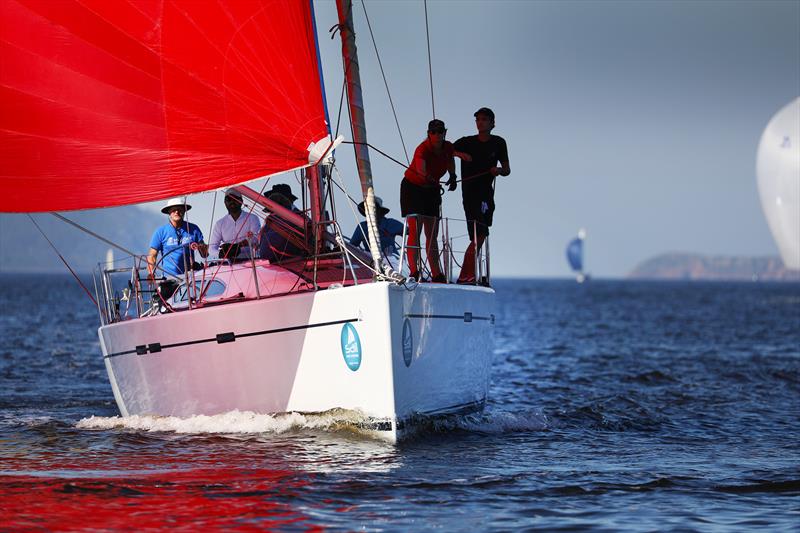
[99,282,495,442]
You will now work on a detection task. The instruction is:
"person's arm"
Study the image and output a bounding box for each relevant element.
[489,138,510,177]
[190,241,209,258]
[453,137,471,162]
[241,215,261,247]
[500,161,510,176]
[147,228,162,279]
[209,220,222,256]
[251,215,262,243]
[147,248,158,279]
[413,156,429,184]
[190,225,209,258]
[387,218,404,237]
[489,161,510,177]
[446,152,457,191]
[350,223,365,250]
[408,142,435,185]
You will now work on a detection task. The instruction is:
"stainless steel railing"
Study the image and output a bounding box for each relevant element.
[398,215,490,285]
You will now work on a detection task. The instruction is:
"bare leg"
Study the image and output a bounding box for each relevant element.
[422,216,443,278]
[406,216,422,276]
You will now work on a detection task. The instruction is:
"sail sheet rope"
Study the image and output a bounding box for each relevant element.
[27,215,98,307]
[341,140,498,187]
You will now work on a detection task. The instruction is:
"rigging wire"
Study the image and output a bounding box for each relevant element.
[424,0,435,119]
[359,0,409,164]
[207,190,218,243]
[341,140,495,186]
[329,12,352,144]
[28,215,98,307]
[335,76,347,142]
[52,213,138,257]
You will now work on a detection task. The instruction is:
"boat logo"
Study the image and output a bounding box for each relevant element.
[340,323,362,371]
[402,318,413,367]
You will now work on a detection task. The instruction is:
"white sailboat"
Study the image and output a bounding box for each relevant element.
[756,97,800,270]
[0,0,495,442]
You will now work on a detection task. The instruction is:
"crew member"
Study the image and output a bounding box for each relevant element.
[147,197,208,279]
[401,119,457,282]
[209,188,261,261]
[350,196,404,267]
[453,107,510,284]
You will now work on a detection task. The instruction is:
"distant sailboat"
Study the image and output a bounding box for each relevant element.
[566,229,588,283]
[756,97,800,270]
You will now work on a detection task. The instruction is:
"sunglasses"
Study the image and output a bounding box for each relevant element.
[429,128,446,134]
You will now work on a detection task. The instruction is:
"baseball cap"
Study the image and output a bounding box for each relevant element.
[474,107,495,120]
[428,119,446,131]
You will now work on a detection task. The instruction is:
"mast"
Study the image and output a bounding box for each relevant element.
[306,165,326,256]
[335,0,384,274]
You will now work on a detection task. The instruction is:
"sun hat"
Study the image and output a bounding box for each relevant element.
[264,183,298,202]
[357,196,390,217]
[161,197,192,214]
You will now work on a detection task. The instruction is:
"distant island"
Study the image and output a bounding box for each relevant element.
[628,253,800,281]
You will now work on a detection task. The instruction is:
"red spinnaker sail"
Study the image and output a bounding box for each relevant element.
[0,0,329,212]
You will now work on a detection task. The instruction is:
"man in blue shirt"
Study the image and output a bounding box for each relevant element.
[147,197,208,278]
[350,197,404,264]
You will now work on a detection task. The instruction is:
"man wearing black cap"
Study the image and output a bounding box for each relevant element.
[257,183,306,261]
[452,107,510,284]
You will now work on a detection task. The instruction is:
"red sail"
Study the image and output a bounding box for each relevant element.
[0,0,329,212]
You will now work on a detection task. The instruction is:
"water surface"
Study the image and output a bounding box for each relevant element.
[1,275,798,530]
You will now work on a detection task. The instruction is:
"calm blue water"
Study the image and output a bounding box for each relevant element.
[1,274,798,530]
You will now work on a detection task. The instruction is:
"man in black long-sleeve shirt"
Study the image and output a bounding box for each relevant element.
[450,107,510,284]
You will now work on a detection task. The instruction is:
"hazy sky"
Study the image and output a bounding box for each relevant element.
[147,0,800,278]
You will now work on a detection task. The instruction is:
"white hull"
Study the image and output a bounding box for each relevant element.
[99,282,495,442]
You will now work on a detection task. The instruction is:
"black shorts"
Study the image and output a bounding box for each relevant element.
[401,178,441,218]
[463,195,494,240]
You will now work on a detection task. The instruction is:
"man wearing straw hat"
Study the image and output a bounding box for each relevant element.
[147,197,208,279]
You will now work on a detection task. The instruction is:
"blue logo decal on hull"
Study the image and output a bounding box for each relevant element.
[341,323,362,371]
[402,318,413,367]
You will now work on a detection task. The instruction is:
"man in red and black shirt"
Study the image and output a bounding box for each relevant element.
[452,107,511,284]
[400,119,458,282]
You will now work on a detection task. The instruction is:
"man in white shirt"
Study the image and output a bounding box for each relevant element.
[209,189,261,261]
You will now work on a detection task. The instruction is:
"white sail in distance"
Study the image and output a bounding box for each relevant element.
[756,97,800,270]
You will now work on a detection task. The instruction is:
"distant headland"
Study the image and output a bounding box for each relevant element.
[628,253,800,281]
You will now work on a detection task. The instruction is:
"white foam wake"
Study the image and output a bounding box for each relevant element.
[75,408,549,438]
[76,409,369,435]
